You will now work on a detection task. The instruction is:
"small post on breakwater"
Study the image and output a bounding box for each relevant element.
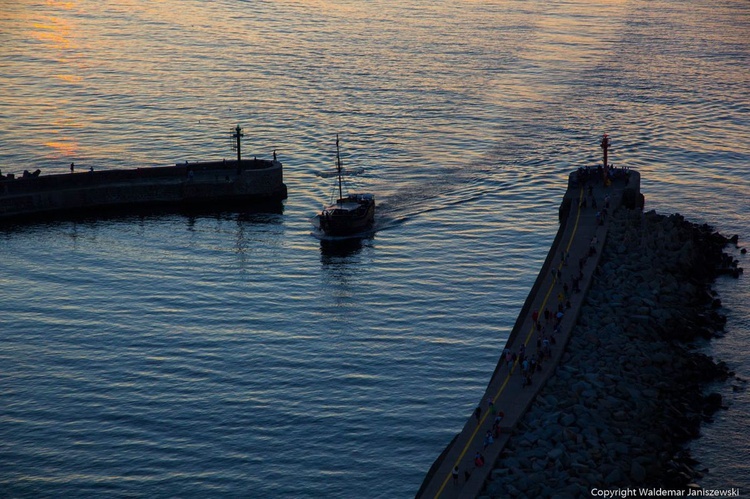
[601,132,611,182]
[232,124,244,162]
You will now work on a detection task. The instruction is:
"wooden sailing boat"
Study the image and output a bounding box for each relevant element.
[317,135,375,236]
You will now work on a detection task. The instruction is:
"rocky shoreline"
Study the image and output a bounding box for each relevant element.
[481,208,744,498]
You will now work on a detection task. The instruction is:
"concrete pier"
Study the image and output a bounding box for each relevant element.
[0,159,287,222]
[416,168,642,499]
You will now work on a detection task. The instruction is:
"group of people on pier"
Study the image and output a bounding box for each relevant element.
[574,162,629,187]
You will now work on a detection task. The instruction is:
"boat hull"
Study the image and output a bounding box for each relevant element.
[319,196,375,236]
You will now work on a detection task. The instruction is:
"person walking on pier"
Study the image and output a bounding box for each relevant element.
[452,466,459,484]
[70,162,74,173]
[492,412,504,438]
[483,430,494,450]
[474,405,481,424]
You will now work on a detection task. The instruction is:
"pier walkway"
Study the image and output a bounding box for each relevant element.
[416,169,641,499]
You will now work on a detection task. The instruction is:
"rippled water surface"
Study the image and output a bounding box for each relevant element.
[1,0,748,497]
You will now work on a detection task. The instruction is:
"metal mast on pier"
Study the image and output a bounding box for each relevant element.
[232,125,244,162]
[601,133,611,182]
[336,134,343,202]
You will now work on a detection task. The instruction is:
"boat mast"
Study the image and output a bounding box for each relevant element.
[336,134,343,202]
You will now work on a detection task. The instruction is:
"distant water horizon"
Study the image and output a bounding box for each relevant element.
[1,0,748,497]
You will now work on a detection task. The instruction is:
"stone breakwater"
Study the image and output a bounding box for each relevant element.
[482,209,744,498]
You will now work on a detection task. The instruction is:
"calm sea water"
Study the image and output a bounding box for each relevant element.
[1,0,748,497]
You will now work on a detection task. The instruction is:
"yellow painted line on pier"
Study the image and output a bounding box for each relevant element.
[433,189,585,499]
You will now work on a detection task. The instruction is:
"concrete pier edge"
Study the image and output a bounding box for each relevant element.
[0,159,287,222]
[417,169,641,499]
